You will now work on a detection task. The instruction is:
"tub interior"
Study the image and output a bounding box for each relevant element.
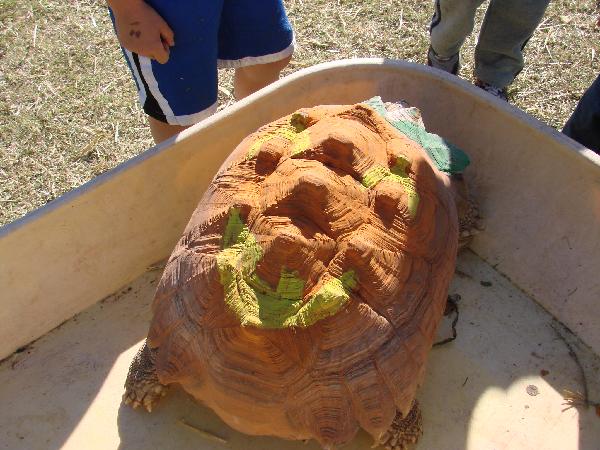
[1,251,598,450]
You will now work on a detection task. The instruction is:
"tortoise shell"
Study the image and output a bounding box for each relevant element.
[147,103,458,447]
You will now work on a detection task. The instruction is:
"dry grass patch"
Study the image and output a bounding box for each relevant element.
[1,0,598,226]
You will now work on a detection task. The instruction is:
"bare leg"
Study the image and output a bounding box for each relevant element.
[234,55,292,100]
[123,341,168,412]
[148,116,189,144]
[378,401,423,450]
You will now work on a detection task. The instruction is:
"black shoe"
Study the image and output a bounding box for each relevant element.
[474,79,508,102]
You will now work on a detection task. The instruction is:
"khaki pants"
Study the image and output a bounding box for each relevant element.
[430,0,549,88]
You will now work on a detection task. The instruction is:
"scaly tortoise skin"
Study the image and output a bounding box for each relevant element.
[124,103,466,449]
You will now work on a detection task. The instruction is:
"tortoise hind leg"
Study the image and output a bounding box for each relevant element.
[123,341,168,412]
[378,401,423,450]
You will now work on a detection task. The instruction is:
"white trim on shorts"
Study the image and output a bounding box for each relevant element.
[166,101,219,126]
[138,56,176,123]
[137,56,218,126]
[217,38,295,69]
[124,49,147,108]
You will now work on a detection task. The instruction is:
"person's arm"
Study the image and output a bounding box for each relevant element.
[108,0,174,64]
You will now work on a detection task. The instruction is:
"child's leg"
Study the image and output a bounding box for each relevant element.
[110,1,225,144]
[429,0,485,59]
[219,0,294,98]
[148,117,189,144]
[234,55,292,100]
[474,0,549,89]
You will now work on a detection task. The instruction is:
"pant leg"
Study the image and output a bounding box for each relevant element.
[563,75,600,154]
[474,0,549,88]
[429,0,486,58]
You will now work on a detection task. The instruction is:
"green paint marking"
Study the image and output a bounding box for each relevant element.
[392,154,411,173]
[221,207,250,249]
[246,116,311,160]
[216,208,356,328]
[389,155,420,218]
[286,270,357,328]
[361,157,420,217]
[362,165,389,188]
[290,112,308,132]
[289,129,311,156]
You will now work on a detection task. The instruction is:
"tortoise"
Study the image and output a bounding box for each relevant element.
[123,101,480,449]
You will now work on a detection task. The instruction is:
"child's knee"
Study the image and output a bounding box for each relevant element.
[237,55,292,81]
[269,54,293,72]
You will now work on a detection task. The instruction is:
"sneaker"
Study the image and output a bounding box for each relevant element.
[427,46,460,75]
[474,79,508,102]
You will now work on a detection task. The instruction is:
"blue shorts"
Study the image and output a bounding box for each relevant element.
[115,0,294,126]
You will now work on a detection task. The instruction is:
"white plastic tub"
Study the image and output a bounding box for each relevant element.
[1,59,599,450]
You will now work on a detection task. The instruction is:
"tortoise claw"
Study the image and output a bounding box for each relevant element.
[123,342,168,413]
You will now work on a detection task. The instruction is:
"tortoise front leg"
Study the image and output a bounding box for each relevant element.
[378,400,423,450]
[123,341,168,412]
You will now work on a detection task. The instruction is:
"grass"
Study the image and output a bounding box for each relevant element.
[1,0,598,226]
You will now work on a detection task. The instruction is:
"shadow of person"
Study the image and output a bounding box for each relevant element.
[0,270,161,450]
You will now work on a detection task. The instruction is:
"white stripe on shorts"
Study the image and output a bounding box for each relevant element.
[171,101,219,127]
[137,56,217,126]
[138,55,177,125]
[124,49,147,108]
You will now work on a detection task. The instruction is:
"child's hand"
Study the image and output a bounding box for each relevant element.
[109,0,174,64]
